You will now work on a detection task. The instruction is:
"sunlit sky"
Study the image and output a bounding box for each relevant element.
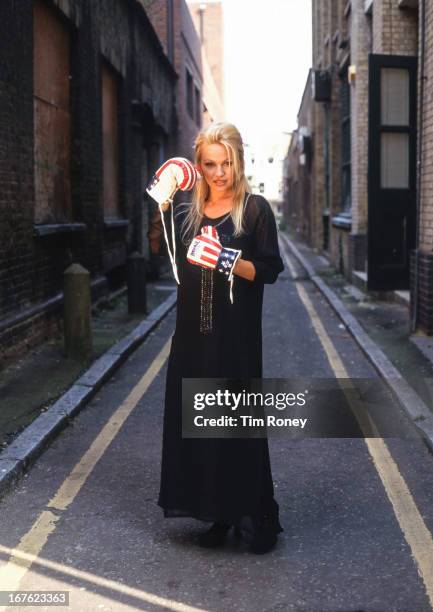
[221,0,312,154]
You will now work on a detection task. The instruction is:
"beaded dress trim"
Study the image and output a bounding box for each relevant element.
[197,194,250,335]
[200,268,214,334]
[158,194,251,335]
[198,210,233,335]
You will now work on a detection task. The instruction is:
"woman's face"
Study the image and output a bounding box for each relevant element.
[198,143,234,195]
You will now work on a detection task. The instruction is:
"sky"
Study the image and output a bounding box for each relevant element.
[220,0,312,155]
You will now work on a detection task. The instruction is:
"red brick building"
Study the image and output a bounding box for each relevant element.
[188,1,225,126]
[146,0,224,158]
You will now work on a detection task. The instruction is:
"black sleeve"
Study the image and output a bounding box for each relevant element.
[249,195,284,284]
[147,204,165,255]
[146,200,191,255]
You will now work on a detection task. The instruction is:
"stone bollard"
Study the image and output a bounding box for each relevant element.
[127,252,147,314]
[63,263,93,360]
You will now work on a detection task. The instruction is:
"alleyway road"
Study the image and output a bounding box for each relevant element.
[1,239,433,612]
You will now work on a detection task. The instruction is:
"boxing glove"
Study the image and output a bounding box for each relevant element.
[146,157,199,207]
[187,225,242,280]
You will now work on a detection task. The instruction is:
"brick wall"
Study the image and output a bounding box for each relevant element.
[309,0,418,280]
[145,0,169,55]
[311,0,326,251]
[285,72,314,246]
[188,1,224,124]
[188,2,224,100]
[0,1,34,319]
[147,0,204,160]
[176,0,203,157]
[372,0,418,55]
[411,0,432,333]
[418,0,433,253]
[0,0,177,363]
[349,0,371,236]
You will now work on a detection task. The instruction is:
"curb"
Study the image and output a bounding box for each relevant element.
[0,291,177,497]
[279,232,433,453]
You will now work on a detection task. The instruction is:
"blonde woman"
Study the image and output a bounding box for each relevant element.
[148,122,284,554]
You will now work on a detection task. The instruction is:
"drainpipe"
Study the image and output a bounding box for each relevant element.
[411,0,425,333]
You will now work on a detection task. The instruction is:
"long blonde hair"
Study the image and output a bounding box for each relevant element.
[180,122,251,243]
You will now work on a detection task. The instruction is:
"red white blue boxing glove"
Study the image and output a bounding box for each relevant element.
[146,157,201,285]
[187,225,242,281]
[146,157,200,207]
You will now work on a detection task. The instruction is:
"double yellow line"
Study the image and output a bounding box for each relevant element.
[279,234,433,607]
[0,338,207,612]
[1,241,433,609]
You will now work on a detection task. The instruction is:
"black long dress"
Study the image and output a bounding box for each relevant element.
[151,192,285,535]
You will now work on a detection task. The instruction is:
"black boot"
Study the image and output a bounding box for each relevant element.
[198,522,231,548]
[250,514,281,554]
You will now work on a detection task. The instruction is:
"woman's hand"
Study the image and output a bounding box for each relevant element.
[160,201,171,212]
[233,258,256,281]
[187,226,242,280]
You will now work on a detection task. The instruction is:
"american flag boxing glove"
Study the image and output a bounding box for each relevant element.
[145,157,201,285]
[146,157,200,207]
[187,225,242,281]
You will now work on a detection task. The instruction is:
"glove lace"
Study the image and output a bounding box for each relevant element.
[159,199,180,284]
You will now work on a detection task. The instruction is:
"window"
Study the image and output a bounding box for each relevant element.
[194,85,201,126]
[380,134,409,189]
[186,69,193,118]
[102,62,121,218]
[380,67,410,189]
[381,68,409,127]
[340,67,351,211]
[33,0,72,224]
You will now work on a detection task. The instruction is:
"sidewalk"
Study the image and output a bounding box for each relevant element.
[281,229,433,439]
[0,270,176,451]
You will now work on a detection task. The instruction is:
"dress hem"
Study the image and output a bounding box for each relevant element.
[157,499,284,535]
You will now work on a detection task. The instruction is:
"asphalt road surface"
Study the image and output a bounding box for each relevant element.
[1,242,433,612]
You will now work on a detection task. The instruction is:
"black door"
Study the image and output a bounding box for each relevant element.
[368,54,417,290]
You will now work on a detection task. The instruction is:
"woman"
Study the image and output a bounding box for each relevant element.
[147,122,284,554]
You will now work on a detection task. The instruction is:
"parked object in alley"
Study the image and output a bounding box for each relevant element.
[63,263,93,360]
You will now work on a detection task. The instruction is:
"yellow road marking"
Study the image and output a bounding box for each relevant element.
[0,337,172,607]
[279,235,433,607]
[49,338,171,512]
[0,543,206,612]
[3,239,433,608]
[294,280,379,436]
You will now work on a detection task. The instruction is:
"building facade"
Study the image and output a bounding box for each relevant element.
[146,0,224,159]
[188,0,225,126]
[0,0,178,362]
[285,0,433,334]
[283,71,314,247]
